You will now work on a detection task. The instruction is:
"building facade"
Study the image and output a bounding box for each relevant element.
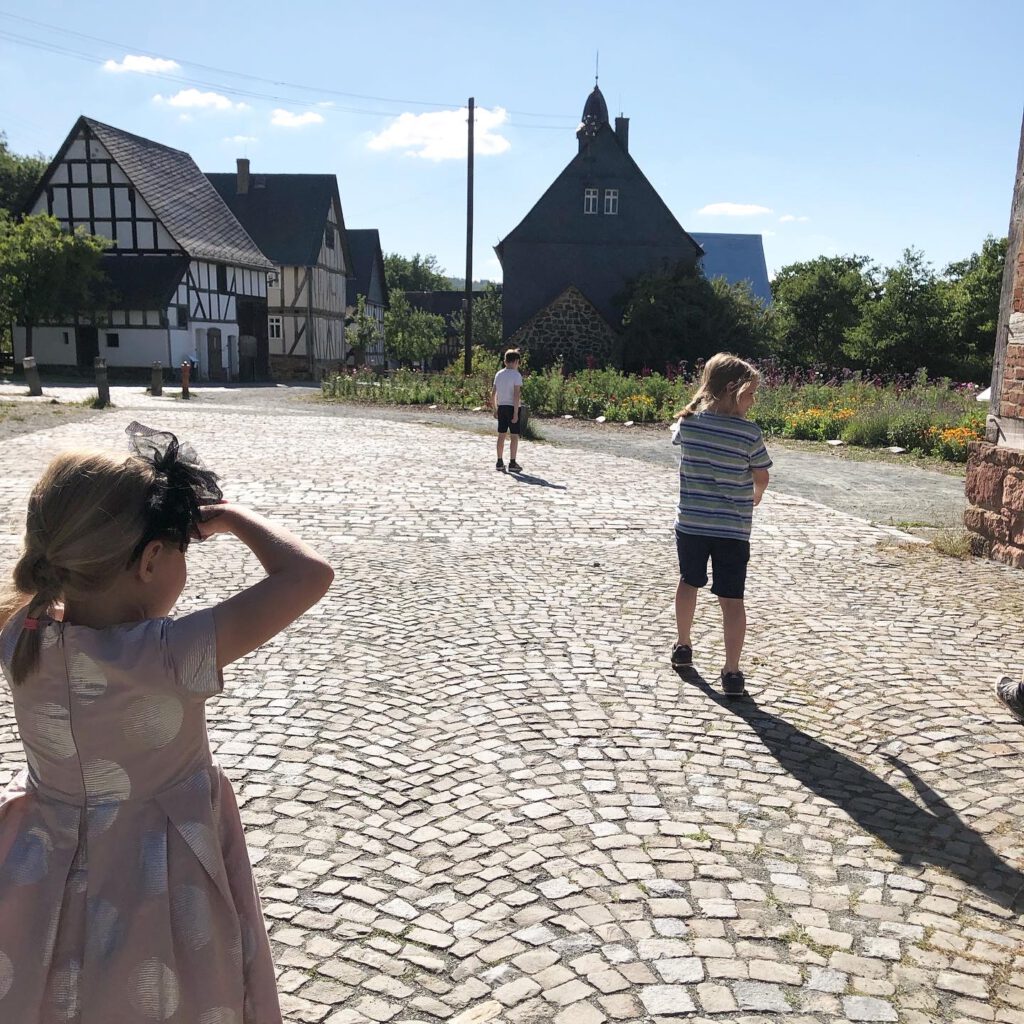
[345,229,389,366]
[964,113,1024,566]
[17,117,272,379]
[495,83,771,368]
[208,163,350,377]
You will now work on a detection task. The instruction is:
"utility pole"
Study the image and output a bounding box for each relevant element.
[463,97,474,376]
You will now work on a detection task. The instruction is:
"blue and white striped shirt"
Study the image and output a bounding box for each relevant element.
[672,411,772,540]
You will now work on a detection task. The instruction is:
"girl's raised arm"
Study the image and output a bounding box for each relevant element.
[197,504,334,669]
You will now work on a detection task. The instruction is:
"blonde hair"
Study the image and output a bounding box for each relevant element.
[678,353,760,418]
[0,451,156,685]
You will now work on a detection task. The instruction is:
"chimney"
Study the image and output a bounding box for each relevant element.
[236,157,250,195]
[615,116,629,152]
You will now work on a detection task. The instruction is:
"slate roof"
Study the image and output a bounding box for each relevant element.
[75,118,272,269]
[690,233,772,305]
[98,254,188,308]
[206,171,351,272]
[404,290,478,322]
[346,229,389,307]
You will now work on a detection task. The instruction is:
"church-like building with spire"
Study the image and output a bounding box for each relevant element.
[495,82,771,368]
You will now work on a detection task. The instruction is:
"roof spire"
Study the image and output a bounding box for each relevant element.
[595,51,599,85]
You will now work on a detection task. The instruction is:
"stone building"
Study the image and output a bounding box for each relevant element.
[964,114,1024,566]
[494,81,770,369]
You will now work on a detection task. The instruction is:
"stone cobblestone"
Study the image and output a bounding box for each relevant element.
[0,391,1022,1023]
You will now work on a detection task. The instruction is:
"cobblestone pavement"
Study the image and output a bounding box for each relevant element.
[0,393,1023,1024]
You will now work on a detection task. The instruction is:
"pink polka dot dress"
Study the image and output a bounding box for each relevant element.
[0,607,282,1024]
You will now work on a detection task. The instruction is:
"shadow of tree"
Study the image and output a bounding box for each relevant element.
[677,669,1024,916]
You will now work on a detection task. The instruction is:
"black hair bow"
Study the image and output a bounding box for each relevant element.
[125,421,222,561]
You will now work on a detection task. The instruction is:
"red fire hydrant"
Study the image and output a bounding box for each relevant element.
[181,360,191,400]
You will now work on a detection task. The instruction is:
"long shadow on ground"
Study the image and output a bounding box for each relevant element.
[677,669,1024,916]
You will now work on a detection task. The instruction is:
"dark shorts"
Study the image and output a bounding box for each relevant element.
[497,405,521,434]
[675,530,750,599]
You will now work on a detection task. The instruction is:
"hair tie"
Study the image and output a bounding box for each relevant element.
[22,617,39,632]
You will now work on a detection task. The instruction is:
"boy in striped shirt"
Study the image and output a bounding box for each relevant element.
[670,354,772,696]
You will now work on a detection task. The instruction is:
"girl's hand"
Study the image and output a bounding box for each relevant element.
[195,502,235,540]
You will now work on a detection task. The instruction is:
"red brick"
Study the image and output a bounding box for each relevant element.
[1005,471,1024,513]
[992,542,1024,569]
[964,506,1009,543]
[965,463,1006,511]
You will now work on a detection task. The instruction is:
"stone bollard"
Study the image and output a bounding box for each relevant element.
[94,357,109,408]
[181,360,191,400]
[150,361,163,397]
[518,402,530,437]
[22,356,42,397]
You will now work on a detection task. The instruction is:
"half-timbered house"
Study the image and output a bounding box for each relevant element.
[208,162,350,377]
[345,229,389,366]
[16,116,273,379]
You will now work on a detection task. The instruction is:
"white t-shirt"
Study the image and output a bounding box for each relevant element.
[493,367,523,406]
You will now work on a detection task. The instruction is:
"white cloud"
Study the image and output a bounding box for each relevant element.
[779,214,811,223]
[271,109,325,128]
[103,54,181,74]
[153,89,249,112]
[224,135,258,144]
[367,106,510,161]
[696,202,773,217]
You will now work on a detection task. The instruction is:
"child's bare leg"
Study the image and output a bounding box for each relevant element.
[510,433,519,461]
[675,579,698,646]
[718,597,746,673]
[497,433,506,460]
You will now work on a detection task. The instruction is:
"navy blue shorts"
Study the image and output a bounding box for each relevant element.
[497,405,521,434]
[675,530,750,599]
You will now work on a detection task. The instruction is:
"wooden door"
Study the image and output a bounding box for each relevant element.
[77,326,98,369]
[207,328,224,380]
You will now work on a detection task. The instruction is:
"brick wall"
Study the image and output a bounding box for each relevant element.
[964,440,1024,567]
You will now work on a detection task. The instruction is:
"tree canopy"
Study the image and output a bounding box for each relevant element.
[0,213,111,360]
[383,291,447,364]
[450,283,503,352]
[0,132,47,216]
[383,252,449,292]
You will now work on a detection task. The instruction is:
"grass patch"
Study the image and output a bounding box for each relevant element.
[930,526,974,559]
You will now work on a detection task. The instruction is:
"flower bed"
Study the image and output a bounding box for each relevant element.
[321,359,986,462]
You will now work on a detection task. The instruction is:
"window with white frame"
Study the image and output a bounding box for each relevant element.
[268,316,282,340]
[604,188,619,215]
[584,187,598,214]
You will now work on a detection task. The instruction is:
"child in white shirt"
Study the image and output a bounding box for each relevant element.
[491,349,524,472]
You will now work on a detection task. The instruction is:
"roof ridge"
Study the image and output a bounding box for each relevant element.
[83,116,190,158]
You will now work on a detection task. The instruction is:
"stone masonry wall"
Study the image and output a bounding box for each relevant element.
[964,440,1024,567]
[509,286,622,370]
[998,308,1024,419]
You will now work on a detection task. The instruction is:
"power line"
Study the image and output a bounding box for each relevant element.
[0,10,579,123]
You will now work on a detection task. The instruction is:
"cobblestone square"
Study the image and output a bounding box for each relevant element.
[1,391,1022,1023]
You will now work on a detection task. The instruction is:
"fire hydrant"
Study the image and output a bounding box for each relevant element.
[181,360,191,400]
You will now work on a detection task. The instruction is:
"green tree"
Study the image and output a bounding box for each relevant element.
[0,212,111,362]
[383,252,449,292]
[844,248,952,374]
[620,261,772,371]
[383,291,446,364]
[942,235,1006,379]
[769,254,877,365]
[449,283,503,351]
[345,294,381,364]
[0,132,48,216]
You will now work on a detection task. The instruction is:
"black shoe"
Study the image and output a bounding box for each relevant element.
[670,643,692,669]
[508,460,523,473]
[496,459,505,471]
[721,670,746,696]
[996,676,1024,723]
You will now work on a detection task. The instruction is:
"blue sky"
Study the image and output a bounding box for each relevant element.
[0,0,1020,282]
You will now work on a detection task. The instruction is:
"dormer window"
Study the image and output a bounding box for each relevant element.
[584,188,598,215]
[604,189,619,215]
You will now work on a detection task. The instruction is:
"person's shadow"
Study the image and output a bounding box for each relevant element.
[676,669,1024,915]
[508,472,567,490]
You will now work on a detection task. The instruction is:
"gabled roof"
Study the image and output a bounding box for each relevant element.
[43,117,272,269]
[405,289,485,323]
[206,171,352,272]
[690,233,772,305]
[495,122,703,258]
[99,254,188,309]
[346,229,389,308]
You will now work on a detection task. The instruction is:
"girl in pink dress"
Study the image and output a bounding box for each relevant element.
[0,423,334,1024]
